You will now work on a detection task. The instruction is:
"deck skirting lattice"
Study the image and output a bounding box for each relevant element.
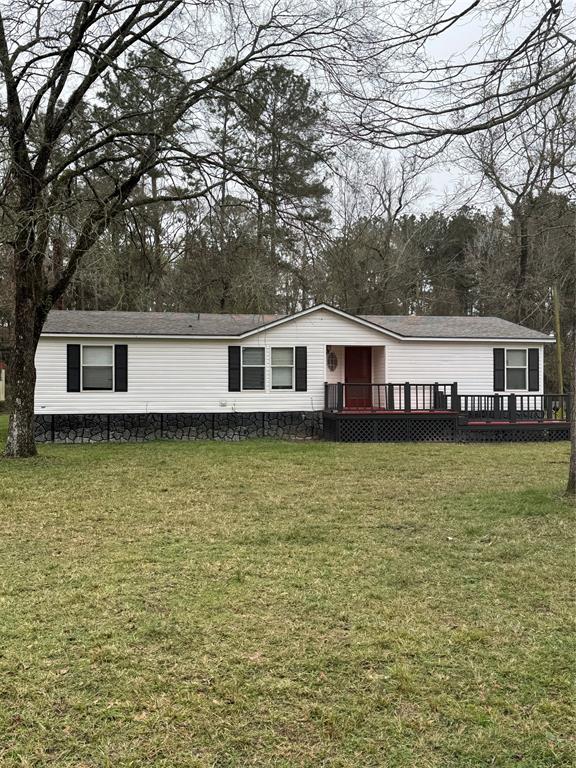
[336,415,457,443]
[323,412,569,443]
[459,423,570,442]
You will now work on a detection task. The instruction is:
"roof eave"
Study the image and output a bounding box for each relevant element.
[40,332,555,343]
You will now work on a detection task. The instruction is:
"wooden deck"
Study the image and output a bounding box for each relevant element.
[323,384,571,442]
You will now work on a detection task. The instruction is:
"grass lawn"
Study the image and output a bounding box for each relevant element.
[0,414,573,767]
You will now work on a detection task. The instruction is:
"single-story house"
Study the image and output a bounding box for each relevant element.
[34,303,569,443]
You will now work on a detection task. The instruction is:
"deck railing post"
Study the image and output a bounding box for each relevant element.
[536,395,544,422]
[451,382,460,413]
[509,393,517,422]
[494,394,501,420]
[545,395,553,420]
[337,382,344,412]
[404,382,411,411]
[387,384,395,410]
[433,382,439,409]
[566,393,571,422]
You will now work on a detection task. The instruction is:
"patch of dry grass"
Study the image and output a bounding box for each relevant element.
[0,423,573,766]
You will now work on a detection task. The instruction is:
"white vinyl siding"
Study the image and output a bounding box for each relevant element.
[384,341,544,395]
[34,308,546,414]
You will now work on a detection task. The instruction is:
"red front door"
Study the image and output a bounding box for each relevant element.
[345,347,372,408]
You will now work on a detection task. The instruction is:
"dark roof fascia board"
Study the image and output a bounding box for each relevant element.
[40,332,554,343]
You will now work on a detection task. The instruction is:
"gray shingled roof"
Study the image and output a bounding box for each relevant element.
[42,307,552,340]
[362,315,552,340]
[43,311,284,337]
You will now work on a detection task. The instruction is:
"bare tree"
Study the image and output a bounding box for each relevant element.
[337,0,576,146]
[319,149,428,313]
[0,0,574,456]
[564,178,576,498]
[467,94,575,499]
[458,92,575,321]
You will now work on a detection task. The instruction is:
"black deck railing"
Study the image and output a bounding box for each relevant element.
[324,382,571,422]
[325,382,455,412]
[460,393,571,421]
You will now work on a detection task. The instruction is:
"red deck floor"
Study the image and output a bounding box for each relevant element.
[335,408,568,426]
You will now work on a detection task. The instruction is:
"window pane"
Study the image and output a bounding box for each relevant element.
[506,368,526,389]
[271,347,293,366]
[83,366,113,390]
[83,346,113,366]
[272,367,293,389]
[243,347,265,365]
[506,349,526,367]
[242,366,265,390]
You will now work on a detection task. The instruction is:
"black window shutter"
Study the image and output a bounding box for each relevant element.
[114,344,128,392]
[295,346,307,392]
[493,348,505,391]
[228,346,241,391]
[528,348,539,391]
[67,344,81,392]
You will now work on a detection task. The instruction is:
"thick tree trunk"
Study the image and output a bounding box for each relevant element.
[4,235,48,458]
[567,347,575,498]
[4,303,41,458]
[568,405,575,498]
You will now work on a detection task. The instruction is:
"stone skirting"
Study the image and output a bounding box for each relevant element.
[34,412,323,443]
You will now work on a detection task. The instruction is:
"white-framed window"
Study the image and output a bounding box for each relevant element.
[242,347,265,390]
[505,349,527,390]
[82,345,114,391]
[271,347,294,390]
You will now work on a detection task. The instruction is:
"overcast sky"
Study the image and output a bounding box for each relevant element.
[406,0,575,212]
